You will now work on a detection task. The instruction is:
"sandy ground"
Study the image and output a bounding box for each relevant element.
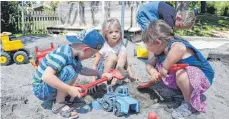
[1,35,229,119]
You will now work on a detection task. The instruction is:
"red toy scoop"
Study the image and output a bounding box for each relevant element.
[137,64,189,89]
[75,69,124,97]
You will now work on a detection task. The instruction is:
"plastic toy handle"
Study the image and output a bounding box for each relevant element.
[170,64,189,72]
[74,85,88,97]
[109,69,124,80]
[137,64,189,89]
[85,76,108,89]
[74,76,109,97]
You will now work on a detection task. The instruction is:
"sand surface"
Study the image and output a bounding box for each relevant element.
[1,35,229,119]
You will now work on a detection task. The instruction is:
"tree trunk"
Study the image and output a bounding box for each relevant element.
[201,1,207,13]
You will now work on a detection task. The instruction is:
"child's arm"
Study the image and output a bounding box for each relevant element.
[146,56,161,81]
[91,52,102,82]
[163,43,186,70]
[126,61,139,81]
[92,53,102,71]
[146,56,158,75]
[42,66,82,97]
[159,43,186,77]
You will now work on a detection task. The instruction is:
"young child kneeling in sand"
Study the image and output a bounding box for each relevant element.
[32,29,110,118]
[142,20,214,118]
[91,18,138,87]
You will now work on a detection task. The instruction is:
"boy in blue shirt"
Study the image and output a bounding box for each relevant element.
[32,29,106,118]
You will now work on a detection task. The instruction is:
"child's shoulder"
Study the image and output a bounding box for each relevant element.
[52,44,72,55]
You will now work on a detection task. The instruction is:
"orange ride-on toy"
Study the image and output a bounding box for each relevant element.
[30,43,55,69]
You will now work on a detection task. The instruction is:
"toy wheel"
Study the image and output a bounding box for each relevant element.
[13,51,29,64]
[23,48,30,57]
[0,51,11,66]
[101,99,113,112]
[114,102,124,117]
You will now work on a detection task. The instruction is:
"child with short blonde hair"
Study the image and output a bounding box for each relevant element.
[91,18,136,86]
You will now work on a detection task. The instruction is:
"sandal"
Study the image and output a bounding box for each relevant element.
[171,102,192,119]
[52,102,79,118]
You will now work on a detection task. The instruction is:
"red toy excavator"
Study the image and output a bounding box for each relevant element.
[30,43,55,69]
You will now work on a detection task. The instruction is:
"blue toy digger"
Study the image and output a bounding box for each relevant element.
[90,85,140,117]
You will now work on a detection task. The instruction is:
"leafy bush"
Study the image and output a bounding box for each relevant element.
[207,1,229,16]
[1,1,21,33]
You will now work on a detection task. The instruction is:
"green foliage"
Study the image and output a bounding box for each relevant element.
[1,1,21,33]
[165,1,176,7]
[43,1,59,16]
[175,14,229,37]
[43,1,59,12]
[207,1,229,16]
[188,1,200,11]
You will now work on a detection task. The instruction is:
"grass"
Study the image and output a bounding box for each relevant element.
[175,14,229,37]
[14,32,49,37]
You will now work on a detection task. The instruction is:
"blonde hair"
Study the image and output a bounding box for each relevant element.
[101,18,122,41]
[179,11,196,28]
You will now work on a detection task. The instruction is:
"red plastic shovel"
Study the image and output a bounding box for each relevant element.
[74,69,124,97]
[137,64,189,89]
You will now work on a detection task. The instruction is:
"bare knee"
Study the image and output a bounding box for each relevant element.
[118,51,127,58]
[107,53,118,62]
[175,69,188,84]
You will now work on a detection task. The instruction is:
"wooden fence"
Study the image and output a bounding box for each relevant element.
[20,1,142,34]
[23,11,59,33]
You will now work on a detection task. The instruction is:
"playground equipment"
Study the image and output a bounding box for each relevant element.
[30,43,55,69]
[90,85,140,117]
[75,69,124,97]
[0,32,29,66]
[137,64,189,89]
[134,42,148,59]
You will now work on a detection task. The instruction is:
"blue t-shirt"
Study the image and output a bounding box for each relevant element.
[137,1,176,31]
[32,45,83,86]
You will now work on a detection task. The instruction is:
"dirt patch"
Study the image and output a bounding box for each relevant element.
[213,31,229,38]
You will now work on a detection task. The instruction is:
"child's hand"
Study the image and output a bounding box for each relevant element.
[159,67,169,78]
[130,76,140,82]
[67,86,82,98]
[150,71,161,82]
[102,73,113,80]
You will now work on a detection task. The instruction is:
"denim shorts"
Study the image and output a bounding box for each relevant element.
[34,65,78,101]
